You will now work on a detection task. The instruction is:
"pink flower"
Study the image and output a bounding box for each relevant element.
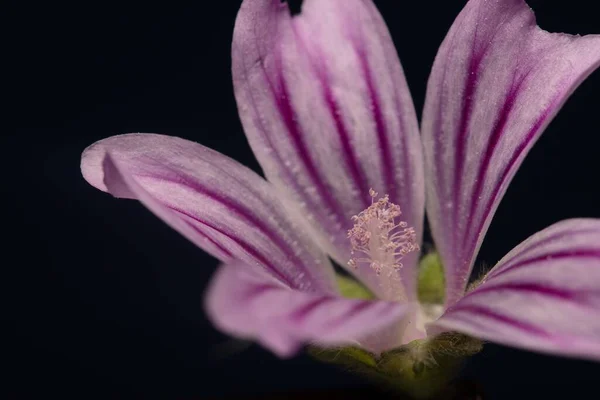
[81,0,600,363]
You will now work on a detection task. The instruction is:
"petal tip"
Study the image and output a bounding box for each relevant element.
[81,140,109,193]
[80,133,165,193]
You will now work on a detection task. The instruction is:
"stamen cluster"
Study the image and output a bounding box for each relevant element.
[347,189,419,277]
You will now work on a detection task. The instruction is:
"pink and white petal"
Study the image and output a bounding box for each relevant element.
[81,133,336,294]
[431,219,600,361]
[233,0,424,300]
[205,261,417,357]
[421,0,600,306]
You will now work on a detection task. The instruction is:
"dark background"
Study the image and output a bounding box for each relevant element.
[5,0,600,398]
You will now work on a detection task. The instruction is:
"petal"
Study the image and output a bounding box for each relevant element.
[205,261,416,357]
[432,219,600,361]
[421,0,600,306]
[81,133,336,293]
[232,0,424,299]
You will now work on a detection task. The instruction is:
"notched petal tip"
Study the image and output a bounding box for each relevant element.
[281,0,302,16]
[233,0,424,301]
[422,0,600,306]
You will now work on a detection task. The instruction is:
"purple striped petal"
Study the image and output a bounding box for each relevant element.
[232,0,424,300]
[421,0,600,306]
[431,219,600,361]
[205,261,416,357]
[81,133,336,294]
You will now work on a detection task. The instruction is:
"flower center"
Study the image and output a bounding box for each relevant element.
[347,189,419,301]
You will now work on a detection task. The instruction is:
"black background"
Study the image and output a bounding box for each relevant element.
[5,0,600,398]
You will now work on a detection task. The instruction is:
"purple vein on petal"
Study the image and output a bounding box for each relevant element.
[462,282,585,304]
[243,283,279,303]
[431,9,469,247]
[461,40,568,254]
[274,52,347,226]
[462,70,530,249]
[450,8,499,235]
[169,205,296,287]
[358,4,415,209]
[325,300,375,330]
[452,48,484,238]
[180,218,235,260]
[487,249,600,281]
[241,24,345,229]
[237,45,307,205]
[288,297,332,322]
[290,22,370,208]
[448,304,552,337]
[464,86,569,264]
[356,45,396,204]
[320,77,371,209]
[240,50,336,237]
[504,227,600,267]
[139,170,311,274]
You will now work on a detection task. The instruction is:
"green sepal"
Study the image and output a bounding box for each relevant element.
[337,251,447,304]
[417,252,446,304]
[336,274,374,300]
[309,333,483,399]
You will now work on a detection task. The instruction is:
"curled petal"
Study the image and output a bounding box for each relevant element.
[421,0,600,305]
[233,0,424,300]
[81,134,336,293]
[206,261,416,357]
[432,219,600,361]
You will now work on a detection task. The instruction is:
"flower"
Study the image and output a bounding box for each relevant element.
[81,0,600,381]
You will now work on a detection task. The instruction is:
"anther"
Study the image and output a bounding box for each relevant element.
[347,189,419,301]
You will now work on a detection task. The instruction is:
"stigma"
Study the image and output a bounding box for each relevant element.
[347,189,419,301]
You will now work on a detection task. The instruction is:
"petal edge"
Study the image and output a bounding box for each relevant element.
[422,0,600,305]
[233,0,424,300]
[81,133,336,293]
[206,261,416,357]
[432,219,600,361]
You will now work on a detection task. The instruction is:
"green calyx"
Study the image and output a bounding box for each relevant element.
[417,251,446,305]
[336,274,375,300]
[319,253,481,399]
[309,333,482,399]
[336,251,447,304]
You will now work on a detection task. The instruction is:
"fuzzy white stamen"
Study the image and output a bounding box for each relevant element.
[347,189,419,301]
